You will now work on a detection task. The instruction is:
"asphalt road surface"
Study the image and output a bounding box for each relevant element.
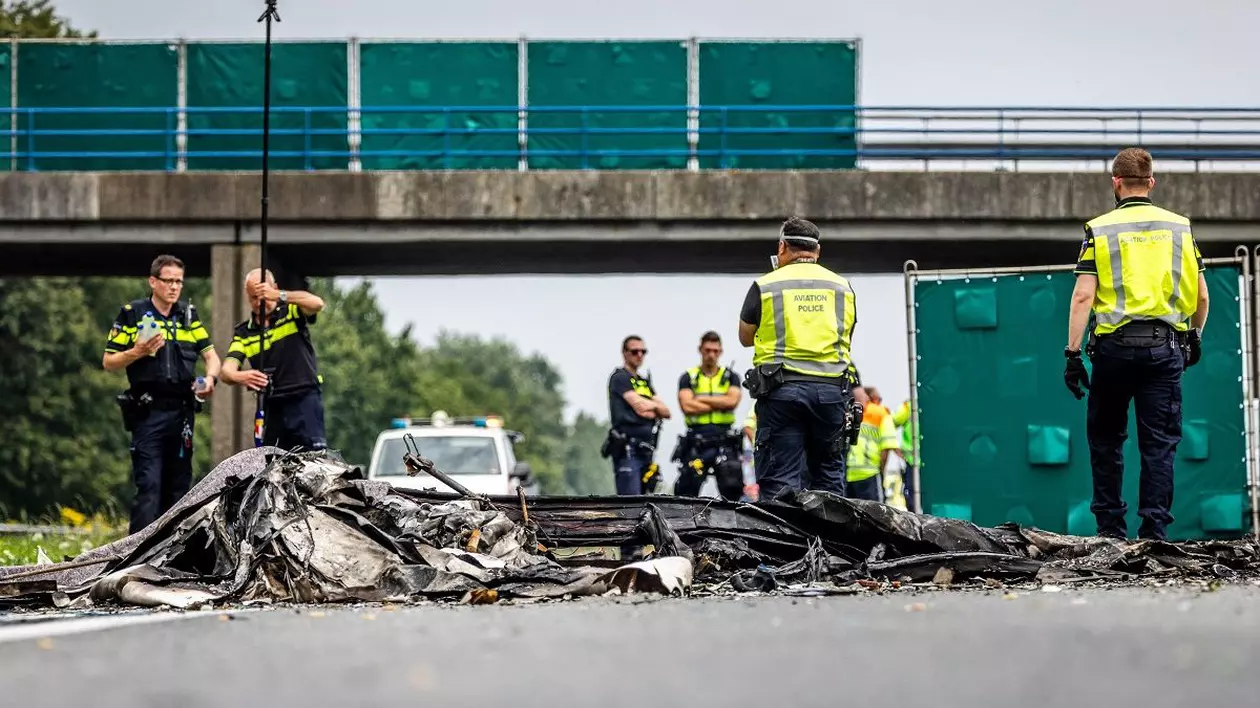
[2,584,1259,708]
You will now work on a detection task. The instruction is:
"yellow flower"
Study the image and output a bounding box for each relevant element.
[59,506,87,528]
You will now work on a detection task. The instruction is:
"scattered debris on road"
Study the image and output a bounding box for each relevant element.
[2,448,1259,610]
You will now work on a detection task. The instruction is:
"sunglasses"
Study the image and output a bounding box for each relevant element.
[626,348,648,356]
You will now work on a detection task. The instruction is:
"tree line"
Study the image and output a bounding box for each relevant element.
[0,275,613,519]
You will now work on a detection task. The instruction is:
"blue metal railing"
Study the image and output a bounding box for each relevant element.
[6,105,1260,171]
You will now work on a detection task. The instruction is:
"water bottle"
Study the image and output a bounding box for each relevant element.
[194,376,208,404]
[137,311,158,356]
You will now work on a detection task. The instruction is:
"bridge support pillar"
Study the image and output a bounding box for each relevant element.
[210,243,259,466]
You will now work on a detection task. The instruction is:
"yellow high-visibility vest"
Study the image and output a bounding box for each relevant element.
[684,366,736,427]
[1082,203,1201,335]
[752,262,857,378]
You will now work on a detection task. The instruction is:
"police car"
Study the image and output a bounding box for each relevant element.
[366,411,539,496]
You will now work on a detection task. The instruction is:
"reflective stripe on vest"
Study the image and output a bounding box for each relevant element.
[684,366,735,427]
[752,262,857,378]
[1087,205,1199,335]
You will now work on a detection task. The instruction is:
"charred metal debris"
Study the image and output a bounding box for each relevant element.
[2,448,1259,610]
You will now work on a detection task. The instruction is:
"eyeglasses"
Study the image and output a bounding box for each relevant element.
[154,277,184,287]
[626,348,647,356]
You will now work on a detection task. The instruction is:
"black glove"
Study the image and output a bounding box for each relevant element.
[1064,348,1090,400]
[1185,330,1202,368]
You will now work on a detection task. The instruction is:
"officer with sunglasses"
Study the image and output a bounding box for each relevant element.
[603,335,671,496]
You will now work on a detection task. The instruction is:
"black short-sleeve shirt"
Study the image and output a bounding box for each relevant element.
[608,367,655,438]
[227,303,321,399]
[105,298,212,396]
[740,283,763,327]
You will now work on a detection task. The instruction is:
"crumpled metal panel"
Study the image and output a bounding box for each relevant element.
[4,449,1260,610]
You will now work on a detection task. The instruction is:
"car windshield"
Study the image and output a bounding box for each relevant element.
[374,435,501,477]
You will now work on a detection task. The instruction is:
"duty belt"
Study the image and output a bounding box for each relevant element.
[1101,320,1184,348]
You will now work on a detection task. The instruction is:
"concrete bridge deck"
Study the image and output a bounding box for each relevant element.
[2,170,1258,277]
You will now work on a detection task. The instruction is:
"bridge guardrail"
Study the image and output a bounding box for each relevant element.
[6,105,1260,172]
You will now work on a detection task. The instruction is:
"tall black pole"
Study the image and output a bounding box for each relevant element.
[254,0,280,448]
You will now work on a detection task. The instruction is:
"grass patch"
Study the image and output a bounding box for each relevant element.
[0,508,127,566]
[0,528,125,567]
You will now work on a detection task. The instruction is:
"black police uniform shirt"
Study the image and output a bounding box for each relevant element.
[105,299,213,398]
[226,303,321,399]
[607,368,656,440]
[678,368,742,439]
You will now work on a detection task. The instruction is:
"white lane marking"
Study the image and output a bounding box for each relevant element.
[0,610,227,645]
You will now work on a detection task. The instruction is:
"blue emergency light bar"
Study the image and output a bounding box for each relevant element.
[389,415,504,429]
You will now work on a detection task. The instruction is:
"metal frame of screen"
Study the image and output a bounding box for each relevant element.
[902,246,1258,538]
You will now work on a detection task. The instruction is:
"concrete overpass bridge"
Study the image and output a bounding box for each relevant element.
[3,169,1259,462]
[4,170,1259,278]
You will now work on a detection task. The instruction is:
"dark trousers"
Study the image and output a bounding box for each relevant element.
[129,406,194,534]
[1087,335,1184,541]
[847,475,883,502]
[903,464,919,512]
[674,435,743,500]
[264,388,328,451]
[611,444,654,496]
[753,381,851,501]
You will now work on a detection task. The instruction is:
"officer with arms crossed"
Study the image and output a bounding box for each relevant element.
[603,335,671,495]
[739,216,861,501]
[673,331,744,500]
[1064,147,1210,541]
[221,268,328,451]
[103,254,220,534]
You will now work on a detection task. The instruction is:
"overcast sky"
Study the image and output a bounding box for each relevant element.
[50,0,1260,485]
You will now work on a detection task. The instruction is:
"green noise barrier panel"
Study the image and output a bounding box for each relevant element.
[186,42,347,170]
[912,264,1249,541]
[526,40,687,170]
[17,43,177,171]
[697,40,857,170]
[359,42,519,169]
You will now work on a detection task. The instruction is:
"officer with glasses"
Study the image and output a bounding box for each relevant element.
[103,254,220,533]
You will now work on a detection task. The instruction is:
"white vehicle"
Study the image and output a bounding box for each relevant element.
[366,411,539,497]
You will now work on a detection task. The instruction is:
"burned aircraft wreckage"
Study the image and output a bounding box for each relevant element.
[3,444,1259,610]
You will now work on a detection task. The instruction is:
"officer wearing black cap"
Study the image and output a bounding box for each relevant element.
[738,217,861,500]
[103,254,221,534]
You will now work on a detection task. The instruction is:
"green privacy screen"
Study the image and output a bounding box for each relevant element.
[186,42,347,170]
[17,43,177,171]
[526,41,687,170]
[360,42,518,170]
[697,41,857,169]
[914,265,1247,541]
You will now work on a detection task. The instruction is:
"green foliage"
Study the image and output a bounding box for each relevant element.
[0,0,94,38]
[308,278,424,467]
[564,412,615,495]
[0,278,132,519]
[408,332,569,494]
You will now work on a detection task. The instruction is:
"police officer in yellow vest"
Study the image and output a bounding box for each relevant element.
[673,331,744,500]
[1064,147,1210,541]
[738,216,862,500]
